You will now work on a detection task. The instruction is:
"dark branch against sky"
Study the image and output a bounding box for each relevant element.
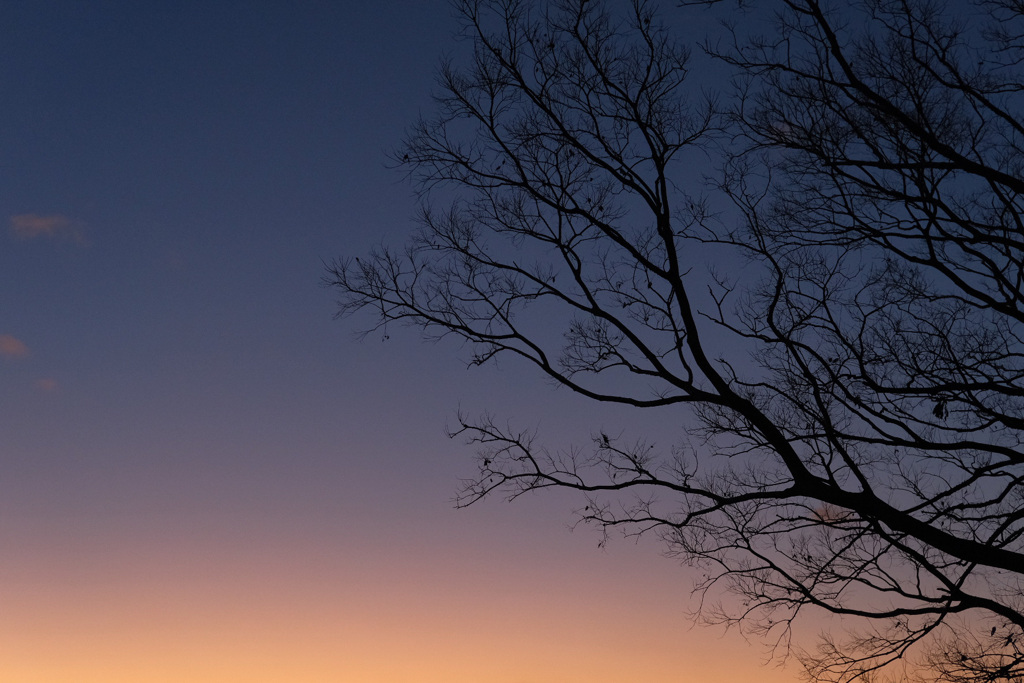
[0,2,800,681]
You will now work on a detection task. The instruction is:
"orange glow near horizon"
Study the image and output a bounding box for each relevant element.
[0,3,826,680]
[0,511,801,683]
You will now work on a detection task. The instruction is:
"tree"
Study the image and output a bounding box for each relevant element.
[326,1,1024,681]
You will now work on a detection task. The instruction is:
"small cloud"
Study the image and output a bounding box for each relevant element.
[35,378,58,393]
[9,213,85,243]
[0,334,29,359]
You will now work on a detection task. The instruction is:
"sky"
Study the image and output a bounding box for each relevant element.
[0,2,806,681]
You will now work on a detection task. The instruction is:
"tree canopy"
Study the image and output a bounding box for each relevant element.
[327,1,1024,681]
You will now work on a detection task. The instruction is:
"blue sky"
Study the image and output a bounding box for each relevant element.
[0,3,803,680]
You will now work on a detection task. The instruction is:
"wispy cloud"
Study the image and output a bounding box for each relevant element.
[35,378,58,392]
[0,334,29,358]
[9,213,85,243]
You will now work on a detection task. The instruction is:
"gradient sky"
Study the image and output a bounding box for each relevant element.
[0,2,806,681]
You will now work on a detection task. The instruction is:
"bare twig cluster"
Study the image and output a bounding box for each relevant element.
[327,2,1024,681]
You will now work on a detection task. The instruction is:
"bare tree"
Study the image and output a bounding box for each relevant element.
[326,1,1024,681]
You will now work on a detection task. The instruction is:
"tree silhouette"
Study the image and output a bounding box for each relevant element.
[326,1,1024,681]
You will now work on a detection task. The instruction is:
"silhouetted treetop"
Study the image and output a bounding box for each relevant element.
[327,2,1024,681]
